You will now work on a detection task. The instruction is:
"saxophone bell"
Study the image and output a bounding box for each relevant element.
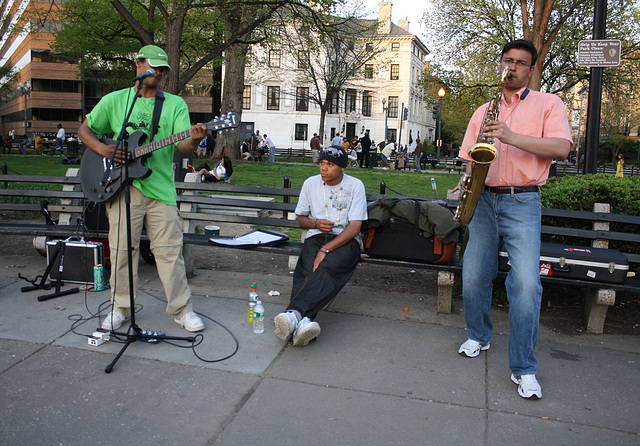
[453,66,510,225]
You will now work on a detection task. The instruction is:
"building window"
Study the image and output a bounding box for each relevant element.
[329,91,339,114]
[364,64,374,79]
[30,108,82,122]
[295,123,308,140]
[269,50,280,68]
[362,91,372,117]
[298,51,308,69]
[390,64,399,80]
[391,42,400,51]
[345,89,356,113]
[387,96,399,118]
[267,86,280,110]
[242,86,251,109]
[31,78,81,93]
[296,87,309,111]
[31,50,74,64]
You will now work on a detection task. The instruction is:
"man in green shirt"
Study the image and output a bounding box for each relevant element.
[79,45,208,332]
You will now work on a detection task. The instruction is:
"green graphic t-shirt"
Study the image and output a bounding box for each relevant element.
[86,87,191,206]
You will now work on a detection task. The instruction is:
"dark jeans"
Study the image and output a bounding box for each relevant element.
[288,234,360,320]
[194,162,220,182]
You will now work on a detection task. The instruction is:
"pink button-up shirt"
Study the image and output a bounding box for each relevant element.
[460,87,573,187]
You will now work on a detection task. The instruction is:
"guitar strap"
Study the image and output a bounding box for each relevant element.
[150,90,165,141]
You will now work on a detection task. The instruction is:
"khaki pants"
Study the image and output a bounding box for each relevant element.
[106,186,193,319]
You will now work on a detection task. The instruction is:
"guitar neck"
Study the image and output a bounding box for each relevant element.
[132,129,192,159]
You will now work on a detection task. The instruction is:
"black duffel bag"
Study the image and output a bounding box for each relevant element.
[362,200,456,264]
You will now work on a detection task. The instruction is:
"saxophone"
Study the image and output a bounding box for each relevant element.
[453,66,510,225]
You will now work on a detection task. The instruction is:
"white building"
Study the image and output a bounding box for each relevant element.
[239,2,433,152]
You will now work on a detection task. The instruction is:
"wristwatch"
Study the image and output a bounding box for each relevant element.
[320,246,330,254]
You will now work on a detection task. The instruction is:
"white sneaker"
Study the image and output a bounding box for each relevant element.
[458,339,490,358]
[511,374,542,399]
[174,311,204,332]
[101,311,129,331]
[292,317,321,347]
[274,312,298,340]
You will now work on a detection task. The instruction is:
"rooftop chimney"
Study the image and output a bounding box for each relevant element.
[398,19,409,32]
[378,2,392,35]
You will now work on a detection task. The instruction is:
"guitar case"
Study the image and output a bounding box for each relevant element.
[498,242,629,284]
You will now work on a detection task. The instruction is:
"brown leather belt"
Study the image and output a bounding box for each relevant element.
[484,185,540,194]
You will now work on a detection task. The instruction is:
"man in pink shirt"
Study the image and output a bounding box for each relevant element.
[456,40,573,400]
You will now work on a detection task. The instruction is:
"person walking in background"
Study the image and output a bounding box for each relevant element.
[360,131,372,168]
[310,132,321,163]
[616,154,625,177]
[331,132,343,147]
[273,146,367,346]
[455,39,572,400]
[55,124,65,152]
[263,133,276,163]
[251,131,262,161]
[414,138,423,172]
[354,136,363,167]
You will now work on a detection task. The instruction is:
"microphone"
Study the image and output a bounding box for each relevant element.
[133,68,156,82]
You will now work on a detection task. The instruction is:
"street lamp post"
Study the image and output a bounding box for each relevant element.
[575,91,587,165]
[19,82,30,137]
[437,87,445,161]
[381,97,388,143]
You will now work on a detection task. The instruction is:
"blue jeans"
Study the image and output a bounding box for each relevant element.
[55,137,63,149]
[462,190,542,375]
[415,153,422,172]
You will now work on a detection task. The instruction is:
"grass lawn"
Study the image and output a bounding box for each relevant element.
[2,154,463,199]
[217,160,462,199]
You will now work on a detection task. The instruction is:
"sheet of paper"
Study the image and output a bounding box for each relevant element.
[209,230,285,246]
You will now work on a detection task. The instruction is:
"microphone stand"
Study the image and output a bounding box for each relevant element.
[104,78,194,374]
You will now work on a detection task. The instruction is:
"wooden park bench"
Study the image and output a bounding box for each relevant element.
[0,168,638,333]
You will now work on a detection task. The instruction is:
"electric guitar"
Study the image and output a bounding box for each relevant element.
[80,112,239,203]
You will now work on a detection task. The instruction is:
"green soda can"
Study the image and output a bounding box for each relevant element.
[94,264,105,291]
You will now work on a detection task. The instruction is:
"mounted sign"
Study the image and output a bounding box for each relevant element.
[577,39,622,67]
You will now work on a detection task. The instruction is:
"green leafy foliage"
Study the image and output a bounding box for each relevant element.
[542,174,640,215]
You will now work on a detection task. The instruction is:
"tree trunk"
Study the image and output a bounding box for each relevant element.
[213,42,248,160]
[318,107,327,145]
[163,17,185,95]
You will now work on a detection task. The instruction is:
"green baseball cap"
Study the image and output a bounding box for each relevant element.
[136,45,171,71]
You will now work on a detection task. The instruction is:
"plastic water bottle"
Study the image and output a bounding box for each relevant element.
[253,300,264,334]
[247,283,259,323]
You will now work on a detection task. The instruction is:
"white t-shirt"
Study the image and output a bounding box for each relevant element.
[56,127,65,139]
[295,173,368,241]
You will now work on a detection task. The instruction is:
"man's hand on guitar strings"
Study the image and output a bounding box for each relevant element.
[102,141,130,164]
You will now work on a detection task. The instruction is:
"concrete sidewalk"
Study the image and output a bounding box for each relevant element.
[0,249,638,445]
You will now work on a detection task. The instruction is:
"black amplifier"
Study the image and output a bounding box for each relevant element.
[46,238,104,284]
